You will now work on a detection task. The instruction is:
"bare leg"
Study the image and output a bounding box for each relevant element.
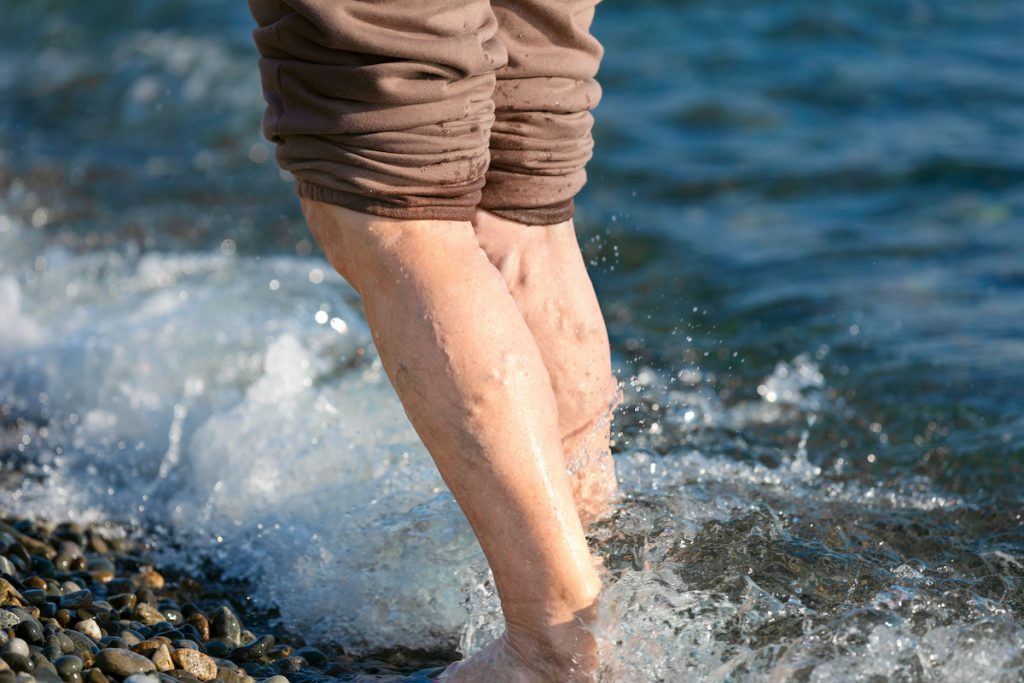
[302,200,601,681]
[472,209,619,525]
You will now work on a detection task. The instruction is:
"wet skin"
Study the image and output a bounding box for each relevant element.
[302,200,617,681]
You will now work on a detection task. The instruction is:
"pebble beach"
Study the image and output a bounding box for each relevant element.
[0,517,448,683]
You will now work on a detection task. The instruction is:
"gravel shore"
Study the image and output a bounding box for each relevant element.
[0,517,448,683]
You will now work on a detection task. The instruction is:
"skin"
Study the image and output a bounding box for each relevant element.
[302,200,617,681]
[471,209,620,526]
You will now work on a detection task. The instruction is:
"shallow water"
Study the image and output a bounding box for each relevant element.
[2,0,1023,681]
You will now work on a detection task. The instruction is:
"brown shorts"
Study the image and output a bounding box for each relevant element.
[249,0,602,225]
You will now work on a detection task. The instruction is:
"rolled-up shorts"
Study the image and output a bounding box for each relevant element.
[249,0,602,225]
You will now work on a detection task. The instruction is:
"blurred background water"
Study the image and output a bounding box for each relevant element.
[1,0,1023,680]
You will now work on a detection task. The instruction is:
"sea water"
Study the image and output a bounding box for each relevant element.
[2,0,1023,681]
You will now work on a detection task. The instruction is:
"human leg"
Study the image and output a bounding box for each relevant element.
[475,0,617,523]
[303,200,600,681]
[251,1,608,676]
[472,209,619,525]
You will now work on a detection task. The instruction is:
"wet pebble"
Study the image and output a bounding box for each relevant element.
[95,649,156,678]
[60,593,92,612]
[170,650,216,682]
[73,622,101,643]
[53,656,82,680]
[209,609,240,649]
[14,620,43,646]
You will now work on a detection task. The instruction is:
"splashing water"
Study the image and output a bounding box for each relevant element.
[3,210,1022,681]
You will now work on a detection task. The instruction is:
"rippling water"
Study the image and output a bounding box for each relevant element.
[2,0,1023,681]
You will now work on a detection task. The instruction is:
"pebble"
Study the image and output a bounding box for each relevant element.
[95,649,156,678]
[19,591,45,608]
[209,609,240,648]
[169,651,216,682]
[73,622,101,643]
[0,516,407,683]
[0,654,32,674]
[14,620,42,646]
[52,656,82,679]
[84,669,107,683]
[60,592,92,611]
[124,675,157,683]
[107,595,136,612]
[61,632,97,659]
[293,648,327,668]
[132,605,163,627]
[149,645,174,673]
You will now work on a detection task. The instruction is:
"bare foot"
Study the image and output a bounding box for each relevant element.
[439,618,599,683]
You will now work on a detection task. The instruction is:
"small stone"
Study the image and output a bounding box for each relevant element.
[0,556,16,577]
[263,676,288,683]
[124,675,157,683]
[134,570,163,592]
[14,620,42,646]
[73,621,101,643]
[208,609,240,648]
[183,616,207,642]
[84,669,107,683]
[53,656,83,680]
[230,637,273,663]
[59,593,92,612]
[135,590,157,607]
[210,662,244,683]
[27,656,56,680]
[18,591,45,608]
[265,645,289,662]
[272,658,304,675]
[132,605,163,627]
[176,626,202,645]
[55,634,74,656]
[164,672,198,683]
[0,654,32,674]
[87,561,114,585]
[149,645,173,673]
[0,612,21,630]
[95,649,156,678]
[54,611,72,628]
[62,632,97,659]
[170,642,195,653]
[169,651,216,682]
[201,643,229,660]
[107,595,136,612]
[0,580,25,607]
[115,631,141,647]
[1,641,29,658]
[14,672,34,683]
[292,648,326,669]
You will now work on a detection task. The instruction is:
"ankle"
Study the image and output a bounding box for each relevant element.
[505,599,600,679]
